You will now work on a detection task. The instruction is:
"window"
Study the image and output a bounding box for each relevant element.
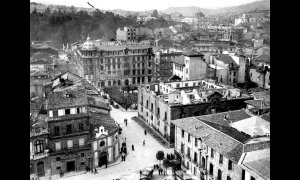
[56,157,61,161]
[81,153,85,157]
[211,148,214,158]
[242,169,245,180]
[194,152,197,163]
[185,83,188,87]
[233,78,236,83]
[67,140,73,149]
[77,108,80,114]
[234,72,236,76]
[181,143,184,153]
[227,176,231,180]
[148,62,151,67]
[217,169,222,180]
[176,83,180,88]
[78,123,84,131]
[181,129,184,138]
[228,160,233,170]
[34,140,44,153]
[165,112,167,120]
[79,138,85,146]
[80,162,85,166]
[219,154,223,164]
[54,126,60,135]
[195,138,198,147]
[66,124,72,134]
[187,147,191,158]
[186,69,188,74]
[148,70,152,74]
[56,166,61,170]
[55,142,61,151]
[250,176,255,180]
[53,110,58,117]
[188,134,191,142]
[209,163,214,175]
[142,70,145,74]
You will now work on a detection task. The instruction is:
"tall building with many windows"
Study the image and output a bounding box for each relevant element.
[73,37,154,88]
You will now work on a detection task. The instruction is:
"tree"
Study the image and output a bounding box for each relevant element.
[156,151,164,167]
[152,9,158,18]
[162,159,171,175]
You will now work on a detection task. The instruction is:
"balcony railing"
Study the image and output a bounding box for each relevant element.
[30,129,49,137]
[51,130,89,138]
[30,150,49,160]
[51,144,90,154]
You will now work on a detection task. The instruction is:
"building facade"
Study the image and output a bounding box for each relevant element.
[137,79,253,145]
[172,110,270,180]
[73,37,154,89]
[172,50,207,81]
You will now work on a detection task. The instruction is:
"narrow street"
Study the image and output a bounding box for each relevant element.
[55,106,173,180]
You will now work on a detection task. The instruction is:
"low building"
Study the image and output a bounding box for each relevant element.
[90,112,120,168]
[30,70,52,98]
[250,54,270,89]
[172,109,270,180]
[172,50,207,80]
[137,79,253,145]
[116,26,154,41]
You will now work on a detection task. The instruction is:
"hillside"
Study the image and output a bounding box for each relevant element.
[160,0,270,17]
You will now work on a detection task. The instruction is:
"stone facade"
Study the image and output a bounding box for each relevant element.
[73,38,154,88]
[137,79,253,145]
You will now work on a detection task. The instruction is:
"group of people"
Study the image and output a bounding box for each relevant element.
[153,164,166,176]
[85,167,98,174]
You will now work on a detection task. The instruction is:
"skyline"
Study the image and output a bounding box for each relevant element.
[30,0,262,11]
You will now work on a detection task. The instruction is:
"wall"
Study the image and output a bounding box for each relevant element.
[116,28,128,41]
[187,56,207,80]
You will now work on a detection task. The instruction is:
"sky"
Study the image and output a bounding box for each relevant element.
[31,0,260,11]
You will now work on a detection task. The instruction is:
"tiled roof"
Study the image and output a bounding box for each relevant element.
[30,60,53,65]
[171,56,185,65]
[89,112,119,134]
[245,100,270,109]
[31,70,49,77]
[229,116,270,137]
[172,117,246,163]
[260,112,270,122]
[243,157,270,180]
[46,88,88,110]
[195,109,253,126]
[79,42,151,51]
[87,96,111,111]
[182,50,204,57]
[249,90,270,103]
[254,54,270,63]
[215,54,239,66]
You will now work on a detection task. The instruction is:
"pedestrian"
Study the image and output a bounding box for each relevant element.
[144,129,147,135]
[164,169,166,176]
[106,162,108,168]
[86,166,88,172]
[91,168,93,174]
[153,164,155,169]
[140,170,142,175]
[132,144,134,151]
[143,140,145,146]
[94,168,98,174]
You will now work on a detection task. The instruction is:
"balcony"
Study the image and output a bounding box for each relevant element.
[193,159,199,167]
[30,129,49,137]
[187,154,191,161]
[51,130,89,139]
[51,144,90,154]
[30,150,49,160]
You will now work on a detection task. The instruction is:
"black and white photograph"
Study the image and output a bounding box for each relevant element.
[30,0,270,180]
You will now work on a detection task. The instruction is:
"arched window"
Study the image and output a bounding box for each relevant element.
[34,140,44,154]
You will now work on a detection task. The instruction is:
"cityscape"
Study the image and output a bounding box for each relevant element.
[30,0,270,180]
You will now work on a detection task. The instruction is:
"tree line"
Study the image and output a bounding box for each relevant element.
[30,7,137,49]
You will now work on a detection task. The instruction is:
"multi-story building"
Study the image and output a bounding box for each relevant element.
[116,26,154,41]
[137,79,253,145]
[172,109,270,180]
[73,37,154,88]
[172,50,207,81]
[46,87,91,174]
[30,115,51,178]
[154,50,182,81]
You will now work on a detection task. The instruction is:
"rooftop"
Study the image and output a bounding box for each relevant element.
[245,99,270,110]
[182,50,204,57]
[89,112,119,135]
[171,56,185,65]
[46,88,88,110]
[172,117,245,163]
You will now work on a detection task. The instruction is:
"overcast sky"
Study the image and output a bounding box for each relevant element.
[31,0,260,11]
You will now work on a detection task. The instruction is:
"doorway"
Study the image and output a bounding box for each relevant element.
[98,151,108,167]
[66,161,75,172]
[37,161,45,177]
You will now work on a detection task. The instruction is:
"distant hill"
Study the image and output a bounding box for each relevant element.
[160,0,270,17]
